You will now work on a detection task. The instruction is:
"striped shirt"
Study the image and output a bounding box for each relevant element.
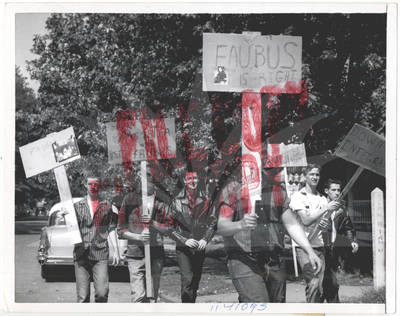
[73,197,117,261]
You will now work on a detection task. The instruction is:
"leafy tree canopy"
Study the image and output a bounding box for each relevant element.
[16,13,386,206]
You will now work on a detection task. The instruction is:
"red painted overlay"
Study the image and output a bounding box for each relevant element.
[265,143,283,168]
[241,91,262,152]
[116,108,172,181]
[116,109,138,176]
[259,80,302,95]
[242,154,260,191]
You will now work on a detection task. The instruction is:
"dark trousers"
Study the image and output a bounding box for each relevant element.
[176,247,206,303]
[296,247,326,303]
[74,256,109,303]
[322,248,340,302]
[227,252,286,303]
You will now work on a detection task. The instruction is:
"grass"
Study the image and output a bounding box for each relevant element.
[358,286,386,303]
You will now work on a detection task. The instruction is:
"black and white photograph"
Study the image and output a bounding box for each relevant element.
[1,1,398,314]
[52,136,80,163]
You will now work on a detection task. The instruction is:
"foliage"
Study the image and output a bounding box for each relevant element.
[15,13,386,207]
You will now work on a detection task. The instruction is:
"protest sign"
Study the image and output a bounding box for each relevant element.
[106,118,176,164]
[19,127,81,244]
[203,33,302,93]
[265,143,307,168]
[107,114,177,300]
[19,127,80,178]
[335,123,385,176]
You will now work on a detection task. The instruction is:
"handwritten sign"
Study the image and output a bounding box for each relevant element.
[265,143,307,168]
[106,118,176,164]
[19,127,80,178]
[203,33,302,93]
[335,124,385,176]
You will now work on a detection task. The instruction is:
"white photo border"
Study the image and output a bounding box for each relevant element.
[1,1,397,314]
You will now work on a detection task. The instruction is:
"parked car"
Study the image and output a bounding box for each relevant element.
[37,198,127,281]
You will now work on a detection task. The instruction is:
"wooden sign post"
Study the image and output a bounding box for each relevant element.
[371,187,385,289]
[266,142,307,277]
[140,160,153,298]
[309,124,385,241]
[107,113,176,299]
[203,32,303,277]
[19,127,82,244]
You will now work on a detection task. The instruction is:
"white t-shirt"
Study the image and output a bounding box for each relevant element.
[289,187,328,247]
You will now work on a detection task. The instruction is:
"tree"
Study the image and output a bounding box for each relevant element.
[23,13,386,197]
[15,67,57,213]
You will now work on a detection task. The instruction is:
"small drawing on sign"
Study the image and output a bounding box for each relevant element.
[214,66,228,84]
[52,136,80,163]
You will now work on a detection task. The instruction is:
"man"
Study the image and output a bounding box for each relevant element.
[217,167,322,303]
[289,164,341,303]
[321,178,359,303]
[166,170,217,303]
[117,170,170,302]
[65,176,120,303]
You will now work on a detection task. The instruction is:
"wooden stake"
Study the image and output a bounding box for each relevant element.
[141,160,154,298]
[284,167,299,277]
[371,187,385,289]
[53,165,81,244]
[308,166,364,241]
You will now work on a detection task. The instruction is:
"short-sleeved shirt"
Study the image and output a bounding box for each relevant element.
[117,192,169,258]
[289,187,328,248]
[218,178,289,255]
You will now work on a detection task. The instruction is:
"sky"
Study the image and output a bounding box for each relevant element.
[15,13,50,93]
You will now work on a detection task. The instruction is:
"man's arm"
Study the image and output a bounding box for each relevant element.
[282,209,322,273]
[117,196,148,242]
[162,201,190,245]
[338,212,359,253]
[295,200,341,226]
[216,204,257,236]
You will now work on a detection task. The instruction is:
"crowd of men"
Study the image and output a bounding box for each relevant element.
[53,162,358,303]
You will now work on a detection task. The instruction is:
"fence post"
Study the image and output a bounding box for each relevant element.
[371,187,385,289]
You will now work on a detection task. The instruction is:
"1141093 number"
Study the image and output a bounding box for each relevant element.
[209,303,267,313]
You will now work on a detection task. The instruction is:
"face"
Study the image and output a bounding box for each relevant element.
[305,168,320,188]
[184,172,198,191]
[325,183,341,201]
[87,178,100,196]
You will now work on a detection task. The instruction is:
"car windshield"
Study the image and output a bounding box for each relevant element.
[48,210,66,226]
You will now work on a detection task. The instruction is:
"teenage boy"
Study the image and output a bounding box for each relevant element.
[289,164,341,303]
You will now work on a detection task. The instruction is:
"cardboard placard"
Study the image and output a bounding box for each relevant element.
[19,127,80,178]
[106,118,176,164]
[203,33,302,93]
[265,143,307,168]
[335,124,385,176]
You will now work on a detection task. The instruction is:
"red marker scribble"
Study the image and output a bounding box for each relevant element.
[242,154,260,191]
[154,118,170,159]
[140,118,157,160]
[218,182,241,218]
[241,90,262,153]
[116,109,138,177]
[265,143,283,168]
[259,80,302,95]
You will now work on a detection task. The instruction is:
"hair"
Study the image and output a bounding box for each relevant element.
[324,178,342,190]
[303,163,321,175]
